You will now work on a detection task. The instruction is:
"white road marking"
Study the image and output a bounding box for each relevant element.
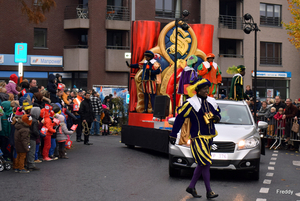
[266,172,274,177]
[274,150,278,153]
[296,192,300,197]
[272,154,278,156]
[293,161,300,166]
[263,179,272,184]
[256,199,267,201]
[268,166,275,170]
[260,188,269,193]
[269,162,276,165]
[271,157,277,160]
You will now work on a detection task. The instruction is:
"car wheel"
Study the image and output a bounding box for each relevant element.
[169,165,181,177]
[126,144,135,149]
[0,164,4,172]
[248,165,260,180]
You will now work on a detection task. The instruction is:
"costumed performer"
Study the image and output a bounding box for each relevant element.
[126,50,161,113]
[227,65,248,101]
[178,55,198,101]
[197,53,222,97]
[169,78,220,199]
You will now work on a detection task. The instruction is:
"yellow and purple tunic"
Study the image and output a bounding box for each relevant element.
[170,95,221,166]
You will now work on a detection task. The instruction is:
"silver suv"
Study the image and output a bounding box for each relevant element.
[168,100,268,180]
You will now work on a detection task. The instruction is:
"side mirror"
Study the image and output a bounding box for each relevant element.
[168,117,175,125]
[258,121,268,129]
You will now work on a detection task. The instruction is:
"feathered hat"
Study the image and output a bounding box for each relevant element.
[187,55,198,67]
[226,65,246,74]
[144,50,154,59]
[186,78,211,98]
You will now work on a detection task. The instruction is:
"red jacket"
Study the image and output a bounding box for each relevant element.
[40,108,56,136]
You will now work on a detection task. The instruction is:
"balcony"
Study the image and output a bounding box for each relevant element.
[105,46,130,72]
[260,57,282,66]
[106,5,130,30]
[218,15,244,40]
[64,5,89,29]
[64,46,89,71]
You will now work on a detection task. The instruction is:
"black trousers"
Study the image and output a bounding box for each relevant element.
[75,116,82,140]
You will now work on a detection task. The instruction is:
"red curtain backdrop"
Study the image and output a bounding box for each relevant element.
[189,24,214,55]
[129,21,161,112]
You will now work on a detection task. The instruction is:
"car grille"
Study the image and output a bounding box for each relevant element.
[211,160,231,166]
[211,142,235,153]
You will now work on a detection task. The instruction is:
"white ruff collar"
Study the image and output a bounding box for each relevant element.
[187,95,218,112]
[233,73,242,78]
[144,59,157,64]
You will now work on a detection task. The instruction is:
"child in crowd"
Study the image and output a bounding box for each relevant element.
[28,107,41,171]
[274,108,285,138]
[265,107,277,148]
[40,108,56,161]
[0,101,13,161]
[14,107,32,173]
[54,113,74,159]
[101,105,111,136]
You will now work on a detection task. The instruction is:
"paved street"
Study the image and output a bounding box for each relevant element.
[1,135,300,201]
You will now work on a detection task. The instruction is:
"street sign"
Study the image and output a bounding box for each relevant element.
[14,43,27,63]
[125,52,131,59]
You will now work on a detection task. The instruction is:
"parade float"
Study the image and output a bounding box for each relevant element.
[121,19,215,153]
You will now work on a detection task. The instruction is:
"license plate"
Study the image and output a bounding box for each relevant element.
[211,153,228,159]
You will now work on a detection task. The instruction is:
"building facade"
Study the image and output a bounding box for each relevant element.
[0,0,299,100]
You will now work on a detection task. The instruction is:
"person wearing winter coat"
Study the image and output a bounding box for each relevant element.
[78,92,95,145]
[5,74,20,96]
[0,87,9,102]
[14,113,32,173]
[47,74,58,103]
[256,101,268,121]
[0,101,12,160]
[101,105,111,136]
[40,108,56,161]
[27,107,41,171]
[54,113,74,159]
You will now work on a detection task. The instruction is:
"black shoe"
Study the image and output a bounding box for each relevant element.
[29,167,40,171]
[76,140,81,142]
[80,139,84,141]
[84,143,93,145]
[142,110,147,113]
[186,187,201,198]
[206,191,218,199]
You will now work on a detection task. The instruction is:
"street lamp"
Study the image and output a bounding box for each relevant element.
[243,13,260,123]
[173,10,190,117]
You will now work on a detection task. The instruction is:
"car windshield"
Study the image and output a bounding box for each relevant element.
[218,103,253,125]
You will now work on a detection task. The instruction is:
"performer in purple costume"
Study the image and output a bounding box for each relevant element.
[170,78,220,199]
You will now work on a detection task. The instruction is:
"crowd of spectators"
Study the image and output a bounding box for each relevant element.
[0,73,111,173]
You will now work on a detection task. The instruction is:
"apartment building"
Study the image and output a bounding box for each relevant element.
[0,0,298,100]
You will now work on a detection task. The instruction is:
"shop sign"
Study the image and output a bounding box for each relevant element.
[252,71,291,78]
[30,56,63,66]
[0,55,3,63]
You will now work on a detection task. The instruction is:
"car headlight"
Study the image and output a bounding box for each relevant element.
[238,136,259,150]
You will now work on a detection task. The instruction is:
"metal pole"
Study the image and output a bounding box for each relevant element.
[253,23,257,123]
[173,19,178,117]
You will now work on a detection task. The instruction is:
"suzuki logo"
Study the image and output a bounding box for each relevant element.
[212,144,218,150]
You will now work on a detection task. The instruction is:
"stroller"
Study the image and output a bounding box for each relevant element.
[0,148,12,172]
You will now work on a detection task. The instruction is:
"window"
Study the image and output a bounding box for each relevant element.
[219,39,243,58]
[106,30,129,49]
[260,42,282,65]
[260,3,281,27]
[155,0,181,18]
[34,28,47,48]
[254,79,289,100]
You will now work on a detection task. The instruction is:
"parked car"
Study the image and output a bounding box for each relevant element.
[168,100,268,180]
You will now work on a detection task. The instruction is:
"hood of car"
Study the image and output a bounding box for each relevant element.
[214,124,257,143]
